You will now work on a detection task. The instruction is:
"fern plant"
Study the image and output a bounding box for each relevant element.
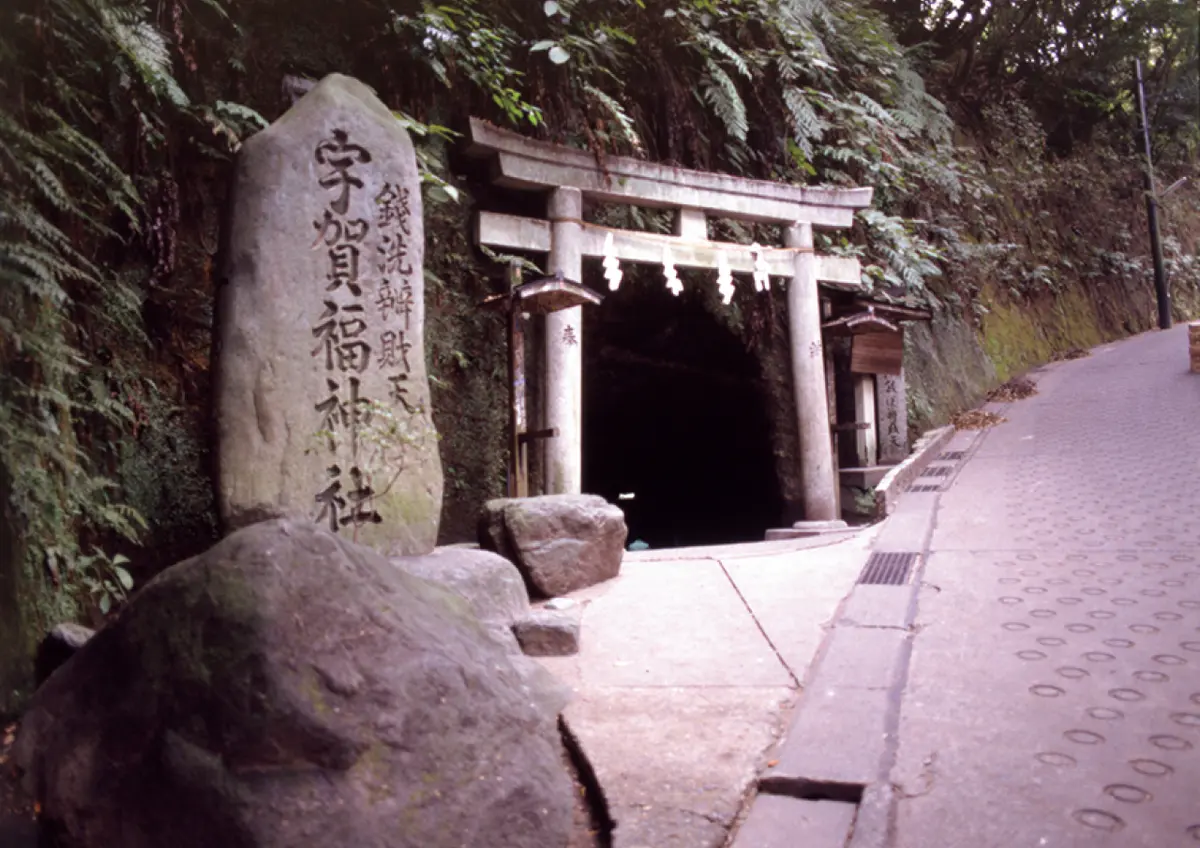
[0,0,215,620]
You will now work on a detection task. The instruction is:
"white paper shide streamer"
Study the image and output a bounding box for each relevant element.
[602,231,623,291]
[662,243,682,296]
[716,249,735,305]
[750,242,771,292]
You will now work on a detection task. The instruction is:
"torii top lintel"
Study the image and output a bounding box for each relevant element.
[467,118,873,229]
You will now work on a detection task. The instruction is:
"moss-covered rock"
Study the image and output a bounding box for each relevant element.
[15,518,573,848]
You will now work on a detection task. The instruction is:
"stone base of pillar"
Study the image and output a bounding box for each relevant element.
[764,520,852,541]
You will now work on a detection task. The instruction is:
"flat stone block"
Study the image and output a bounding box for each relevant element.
[581,560,792,688]
[840,466,893,488]
[792,519,850,532]
[839,584,915,630]
[871,497,936,552]
[563,687,794,848]
[818,627,908,689]
[766,522,855,541]
[846,782,893,848]
[513,608,581,657]
[731,795,856,848]
[764,687,891,788]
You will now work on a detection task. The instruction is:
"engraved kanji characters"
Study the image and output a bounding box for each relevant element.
[387,373,417,415]
[343,467,383,527]
[312,209,369,247]
[310,128,381,534]
[315,464,347,532]
[315,129,372,215]
[314,464,381,530]
[379,330,411,372]
[378,232,413,277]
[313,376,373,449]
[374,181,418,412]
[311,301,371,373]
[376,183,411,233]
[326,244,363,296]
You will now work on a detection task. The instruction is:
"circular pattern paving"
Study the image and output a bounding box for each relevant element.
[1108,688,1146,703]
[1149,735,1192,752]
[1030,684,1065,698]
[924,345,1200,841]
[1072,809,1125,832]
[1130,759,1172,777]
[1104,784,1152,804]
[1065,729,1105,745]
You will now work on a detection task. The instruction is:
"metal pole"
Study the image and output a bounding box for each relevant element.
[1135,58,1172,330]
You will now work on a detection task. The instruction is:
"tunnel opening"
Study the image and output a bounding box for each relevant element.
[583,274,783,550]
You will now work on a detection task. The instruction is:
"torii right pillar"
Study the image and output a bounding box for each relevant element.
[786,222,841,526]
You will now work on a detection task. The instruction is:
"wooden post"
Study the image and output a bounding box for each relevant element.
[854,374,878,467]
[506,261,526,497]
[786,222,839,522]
[544,187,584,494]
[824,327,841,517]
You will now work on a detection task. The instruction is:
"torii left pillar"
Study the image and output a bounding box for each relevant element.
[786,222,840,524]
[543,187,584,494]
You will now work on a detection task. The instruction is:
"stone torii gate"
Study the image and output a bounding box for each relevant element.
[467,118,874,525]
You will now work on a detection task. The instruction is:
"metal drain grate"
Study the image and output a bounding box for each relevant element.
[939,451,965,462]
[907,484,943,493]
[920,465,952,478]
[858,552,919,586]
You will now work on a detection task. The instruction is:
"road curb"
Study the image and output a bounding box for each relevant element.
[874,425,955,518]
[728,428,977,848]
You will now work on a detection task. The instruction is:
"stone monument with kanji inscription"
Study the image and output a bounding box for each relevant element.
[215,74,443,555]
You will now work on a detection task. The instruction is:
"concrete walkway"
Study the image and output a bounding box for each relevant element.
[889,324,1200,846]
[536,533,874,847]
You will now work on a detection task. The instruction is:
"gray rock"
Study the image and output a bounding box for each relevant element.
[479,495,627,597]
[34,623,95,686]
[514,608,582,657]
[393,547,532,654]
[14,519,573,848]
[215,73,442,556]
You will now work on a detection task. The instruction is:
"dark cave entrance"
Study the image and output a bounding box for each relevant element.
[583,277,782,550]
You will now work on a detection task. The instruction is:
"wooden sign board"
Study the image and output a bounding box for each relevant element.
[850,330,903,375]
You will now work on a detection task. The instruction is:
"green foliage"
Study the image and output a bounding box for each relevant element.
[3,0,1196,632]
[0,0,241,618]
[875,0,1199,157]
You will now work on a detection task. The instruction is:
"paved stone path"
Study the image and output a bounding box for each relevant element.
[538,535,870,848]
[892,326,1200,846]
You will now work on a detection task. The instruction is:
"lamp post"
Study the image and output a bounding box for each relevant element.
[1135,58,1171,330]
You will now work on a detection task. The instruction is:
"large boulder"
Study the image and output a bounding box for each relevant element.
[34,622,94,686]
[479,495,627,597]
[215,73,442,555]
[14,519,573,848]
[392,547,531,654]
